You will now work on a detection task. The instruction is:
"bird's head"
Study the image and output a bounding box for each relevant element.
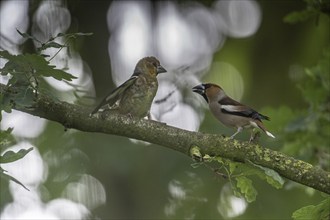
[133,56,167,77]
[192,83,224,103]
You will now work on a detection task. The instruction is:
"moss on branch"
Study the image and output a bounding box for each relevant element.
[1,83,329,194]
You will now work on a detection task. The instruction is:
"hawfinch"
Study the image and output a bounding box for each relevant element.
[193,83,275,141]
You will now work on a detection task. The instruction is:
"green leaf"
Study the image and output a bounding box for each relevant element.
[56,32,93,39]
[73,32,93,36]
[283,10,317,24]
[17,86,36,106]
[23,54,76,81]
[37,42,66,52]
[3,84,36,109]
[0,167,29,191]
[0,50,14,61]
[56,33,65,37]
[229,161,239,173]
[227,160,284,190]
[0,92,13,117]
[191,162,202,168]
[0,51,76,81]
[0,147,33,164]
[293,205,319,220]
[236,176,257,203]
[251,163,284,189]
[227,161,259,176]
[292,198,330,220]
[66,32,94,39]
[282,47,330,166]
[0,128,16,150]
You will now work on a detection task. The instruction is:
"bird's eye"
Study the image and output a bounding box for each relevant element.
[152,62,157,67]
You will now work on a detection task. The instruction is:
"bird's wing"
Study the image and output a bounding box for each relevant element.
[90,76,138,115]
[219,97,270,121]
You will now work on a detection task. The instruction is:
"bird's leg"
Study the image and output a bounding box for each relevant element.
[147,111,152,120]
[127,113,133,119]
[249,129,261,143]
[101,110,110,119]
[249,129,255,143]
[230,127,243,139]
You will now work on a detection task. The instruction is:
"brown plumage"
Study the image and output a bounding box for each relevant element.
[193,83,275,141]
[91,56,166,118]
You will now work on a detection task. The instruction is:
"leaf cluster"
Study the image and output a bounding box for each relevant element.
[0,128,32,190]
[292,197,330,220]
[0,30,92,190]
[284,0,330,24]
[0,30,93,117]
[191,150,284,203]
[275,47,330,219]
[282,48,330,170]
[16,29,93,58]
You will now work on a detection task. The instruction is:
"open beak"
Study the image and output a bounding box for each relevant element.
[192,84,208,103]
[192,84,205,95]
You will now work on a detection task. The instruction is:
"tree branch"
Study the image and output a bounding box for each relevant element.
[1,83,329,194]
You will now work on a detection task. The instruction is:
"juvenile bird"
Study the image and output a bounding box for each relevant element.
[192,83,275,141]
[91,56,166,119]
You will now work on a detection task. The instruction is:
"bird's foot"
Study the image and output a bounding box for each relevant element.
[249,131,261,143]
[127,113,133,120]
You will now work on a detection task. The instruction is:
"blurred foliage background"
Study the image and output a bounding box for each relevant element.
[0,0,329,219]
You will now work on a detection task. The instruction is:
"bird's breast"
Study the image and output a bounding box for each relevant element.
[118,76,158,118]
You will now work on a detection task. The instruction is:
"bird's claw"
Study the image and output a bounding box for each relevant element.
[249,131,261,143]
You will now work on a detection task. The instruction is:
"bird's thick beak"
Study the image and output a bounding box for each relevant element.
[192,84,205,95]
[193,84,209,102]
[157,65,167,74]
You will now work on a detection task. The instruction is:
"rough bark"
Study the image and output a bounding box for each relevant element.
[1,83,329,194]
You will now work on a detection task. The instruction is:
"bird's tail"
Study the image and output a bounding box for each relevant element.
[258,113,270,121]
[265,130,275,138]
[255,120,275,138]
